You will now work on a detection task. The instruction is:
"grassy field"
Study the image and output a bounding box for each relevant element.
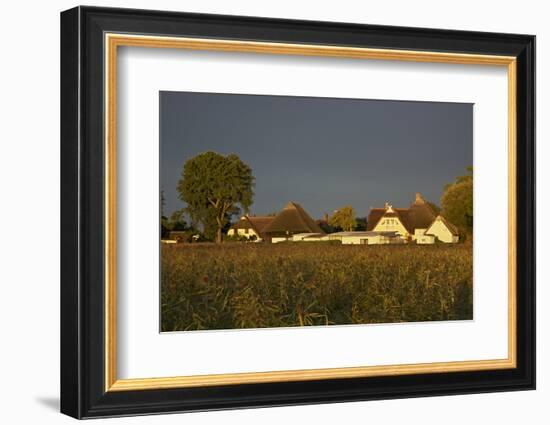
[161,242,473,331]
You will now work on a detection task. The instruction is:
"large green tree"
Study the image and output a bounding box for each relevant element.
[329,205,356,231]
[200,205,240,241]
[441,166,473,235]
[177,152,255,243]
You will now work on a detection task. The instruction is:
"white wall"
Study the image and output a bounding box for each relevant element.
[231,227,259,239]
[0,1,546,424]
[427,218,456,243]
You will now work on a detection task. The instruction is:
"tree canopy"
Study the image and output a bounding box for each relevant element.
[441,166,473,236]
[177,151,255,243]
[329,205,356,232]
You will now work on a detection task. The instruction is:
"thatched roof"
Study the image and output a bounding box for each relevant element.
[366,193,438,233]
[408,193,437,229]
[230,215,275,238]
[263,202,325,235]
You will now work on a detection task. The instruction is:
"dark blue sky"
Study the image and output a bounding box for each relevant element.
[160,91,472,220]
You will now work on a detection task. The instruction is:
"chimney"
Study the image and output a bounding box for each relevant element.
[384,202,389,209]
[415,192,424,203]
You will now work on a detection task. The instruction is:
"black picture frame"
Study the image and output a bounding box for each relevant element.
[61,5,535,419]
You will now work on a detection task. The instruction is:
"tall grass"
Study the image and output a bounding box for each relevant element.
[161,243,472,331]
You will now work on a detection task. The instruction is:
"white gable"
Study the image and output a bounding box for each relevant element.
[373,216,409,237]
[426,217,459,243]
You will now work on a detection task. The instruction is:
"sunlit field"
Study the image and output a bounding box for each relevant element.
[161,242,473,332]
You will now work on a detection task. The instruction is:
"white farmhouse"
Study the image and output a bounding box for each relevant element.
[367,193,460,244]
[262,202,326,243]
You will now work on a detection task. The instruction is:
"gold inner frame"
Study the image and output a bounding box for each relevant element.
[104,33,517,392]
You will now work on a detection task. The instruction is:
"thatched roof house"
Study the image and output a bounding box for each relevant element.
[227,215,275,241]
[367,193,437,234]
[262,202,324,241]
[367,193,459,243]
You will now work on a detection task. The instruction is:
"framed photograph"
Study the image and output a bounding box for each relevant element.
[60,6,535,419]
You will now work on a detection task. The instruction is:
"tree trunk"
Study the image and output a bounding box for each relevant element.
[216,226,223,244]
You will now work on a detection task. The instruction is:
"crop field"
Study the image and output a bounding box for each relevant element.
[161,242,473,332]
